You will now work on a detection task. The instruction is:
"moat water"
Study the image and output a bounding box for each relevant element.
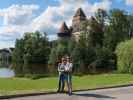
[0,68,15,78]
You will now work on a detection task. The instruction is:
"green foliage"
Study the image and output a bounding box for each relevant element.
[56,43,68,57]
[48,47,57,65]
[95,47,115,69]
[104,9,130,51]
[127,14,133,37]
[49,38,76,64]
[95,9,107,27]
[71,47,80,67]
[12,31,50,76]
[78,9,118,73]
[71,31,96,73]
[79,15,104,73]
[78,36,96,66]
[83,17,104,48]
[116,39,133,74]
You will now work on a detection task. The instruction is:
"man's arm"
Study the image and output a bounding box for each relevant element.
[58,63,61,72]
[58,64,64,72]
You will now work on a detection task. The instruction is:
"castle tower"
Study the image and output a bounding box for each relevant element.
[72,8,87,41]
[57,22,71,39]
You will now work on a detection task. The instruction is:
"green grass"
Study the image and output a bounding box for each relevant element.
[0,74,133,96]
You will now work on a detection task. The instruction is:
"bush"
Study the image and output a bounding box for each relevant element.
[24,74,50,80]
[116,39,133,74]
[95,47,115,69]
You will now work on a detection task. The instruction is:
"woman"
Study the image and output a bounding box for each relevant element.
[65,56,73,95]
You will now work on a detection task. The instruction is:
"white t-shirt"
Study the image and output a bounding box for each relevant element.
[65,62,73,72]
[58,63,64,71]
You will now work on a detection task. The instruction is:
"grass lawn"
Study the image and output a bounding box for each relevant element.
[0,74,133,96]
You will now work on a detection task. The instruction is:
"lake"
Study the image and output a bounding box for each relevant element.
[0,68,15,78]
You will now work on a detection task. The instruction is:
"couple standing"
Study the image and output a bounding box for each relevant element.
[57,56,73,95]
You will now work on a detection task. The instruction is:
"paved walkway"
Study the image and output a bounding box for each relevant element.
[4,86,133,100]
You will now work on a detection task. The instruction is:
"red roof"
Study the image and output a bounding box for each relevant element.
[57,22,71,37]
[59,22,69,33]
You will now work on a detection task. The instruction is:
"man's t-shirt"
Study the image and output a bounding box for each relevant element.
[58,63,66,74]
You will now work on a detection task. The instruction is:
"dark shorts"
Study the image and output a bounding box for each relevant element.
[64,72,72,83]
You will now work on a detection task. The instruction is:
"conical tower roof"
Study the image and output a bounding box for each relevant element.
[57,22,71,37]
[59,22,69,33]
[74,8,86,17]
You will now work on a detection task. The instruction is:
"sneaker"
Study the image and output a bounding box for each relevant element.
[68,92,72,96]
[57,90,60,93]
[60,90,65,93]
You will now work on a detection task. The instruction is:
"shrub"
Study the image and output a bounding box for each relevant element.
[24,74,50,80]
[95,47,115,69]
[115,39,133,74]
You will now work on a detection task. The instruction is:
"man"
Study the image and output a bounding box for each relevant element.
[57,57,67,93]
[65,56,73,95]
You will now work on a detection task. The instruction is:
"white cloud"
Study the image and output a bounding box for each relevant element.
[31,0,111,34]
[0,4,39,48]
[0,4,39,25]
[126,0,133,5]
[89,0,111,13]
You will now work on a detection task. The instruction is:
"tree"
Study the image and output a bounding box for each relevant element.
[116,39,133,74]
[48,37,76,73]
[12,39,25,76]
[95,47,115,69]
[89,17,104,47]
[48,47,57,65]
[12,31,50,76]
[95,8,108,31]
[104,9,130,51]
[81,16,104,48]
[48,40,67,74]
[71,29,96,73]
[78,9,115,73]
[127,14,133,37]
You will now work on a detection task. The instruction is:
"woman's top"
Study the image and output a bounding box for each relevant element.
[65,62,73,73]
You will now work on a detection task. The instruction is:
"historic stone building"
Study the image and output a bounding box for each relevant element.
[57,8,87,41]
[57,22,71,39]
[0,48,14,67]
[72,8,87,40]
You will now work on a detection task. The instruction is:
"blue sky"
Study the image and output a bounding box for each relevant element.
[0,0,133,49]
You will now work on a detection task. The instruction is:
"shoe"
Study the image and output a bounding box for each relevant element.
[60,90,65,93]
[57,90,60,93]
[68,92,72,96]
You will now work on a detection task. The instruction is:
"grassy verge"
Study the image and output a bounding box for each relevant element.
[0,74,133,96]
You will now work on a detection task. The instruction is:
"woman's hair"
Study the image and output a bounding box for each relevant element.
[61,57,66,61]
[66,56,72,62]
[57,58,61,63]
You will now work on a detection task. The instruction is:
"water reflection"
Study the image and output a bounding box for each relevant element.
[0,68,15,78]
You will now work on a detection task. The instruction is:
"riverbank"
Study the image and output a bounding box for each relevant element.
[0,74,133,96]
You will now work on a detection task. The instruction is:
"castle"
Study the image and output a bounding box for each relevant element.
[57,8,87,41]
